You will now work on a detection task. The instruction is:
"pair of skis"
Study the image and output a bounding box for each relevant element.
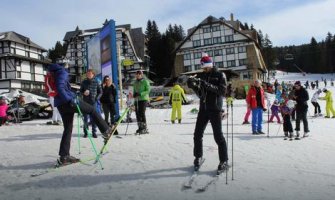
[182,158,228,192]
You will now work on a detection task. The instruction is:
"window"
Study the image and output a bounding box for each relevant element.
[183,53,191,60]
[213,37,222,44]
[215,62,224,68]
[226,47,235,55]
[22,82,30,89]
[204,38,212,45]
[227,60,236,67]
[17,71,21,78]
[212,26,220,32]
[214,49,223,56]
[194,52,202,59]
[242,71,252,80]
[207,51,213,57]
[239,59,247,66]
[193,40,201,47]
[225,35,234,42]
[238,46,246,53]
[195,64,201,70]
[184,65,192,72]
[203,27,211,33]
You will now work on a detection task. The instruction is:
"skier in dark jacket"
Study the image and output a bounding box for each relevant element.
[100,75,117,126]
[293,81,310,138]
[187,54,228,172]
[80,69,102,138]
[49,62,114,165]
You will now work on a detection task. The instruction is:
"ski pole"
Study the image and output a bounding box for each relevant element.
[77,113,81,154]
[226,100,229,185]
[267,97,270,138]
[75,100,104,170]
[231,101,234,181]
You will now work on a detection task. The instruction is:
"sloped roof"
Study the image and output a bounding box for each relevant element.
[0,31,47,51]
[129,27,145,60]
[174,15,260,53]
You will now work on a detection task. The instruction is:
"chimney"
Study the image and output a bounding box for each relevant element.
[230,13,234,21]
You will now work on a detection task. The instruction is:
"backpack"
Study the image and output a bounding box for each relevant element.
[44,71,58,97]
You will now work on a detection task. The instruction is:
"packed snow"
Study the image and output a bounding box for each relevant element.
[1,71,335,200]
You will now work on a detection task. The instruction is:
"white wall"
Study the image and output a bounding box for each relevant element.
[21,72,31,80]
[21,61,30,72]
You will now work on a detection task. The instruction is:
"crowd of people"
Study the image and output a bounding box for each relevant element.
[243,78,335,140]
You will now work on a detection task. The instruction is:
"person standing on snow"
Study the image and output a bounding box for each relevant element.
[246,79,267,135]
[169,82,187,124]
[280,95,296,140]
[49,61,114,165]
[293,81,309,138]
[44,71,62,125]
[269,99,281,123]
[187,53,228,172]
[80,69,102,138]
[133,70,151,134]
[319,88,335,118]
[311,89,322,116]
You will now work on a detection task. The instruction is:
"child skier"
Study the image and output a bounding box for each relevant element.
[269,99,281,123]
[280,96,296,140]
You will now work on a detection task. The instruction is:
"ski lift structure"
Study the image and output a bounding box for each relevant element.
[284,53,306,76]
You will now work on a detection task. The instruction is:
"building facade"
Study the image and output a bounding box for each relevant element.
[0,31,49,94]
[174,15,267,82]
[63,22,146,84]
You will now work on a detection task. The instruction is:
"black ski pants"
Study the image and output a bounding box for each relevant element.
[311,102,321,115]
[102,103,116,125]
[135,100,147,124]
[295,109,309,133]
[283,114,293,133]
[193,110,228,162]
[57,99,109,157]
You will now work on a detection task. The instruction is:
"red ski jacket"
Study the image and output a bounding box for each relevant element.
[246,86,266,109]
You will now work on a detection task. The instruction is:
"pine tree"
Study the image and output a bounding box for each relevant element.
[48,41,66,63]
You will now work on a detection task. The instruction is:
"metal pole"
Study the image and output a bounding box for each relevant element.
[117,44,123,110]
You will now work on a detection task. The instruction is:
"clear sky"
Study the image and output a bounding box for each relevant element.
[1,0,334,49]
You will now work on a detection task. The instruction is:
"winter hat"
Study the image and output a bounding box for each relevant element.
[200,53,213,68]
[323,88,327,92]
[294,81,301,86]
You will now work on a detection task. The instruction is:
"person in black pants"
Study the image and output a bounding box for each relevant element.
[100,75,118,135]
[293,81,310,138]
[133,70,151,134]
[187,54,228,171]
[80,69,102,138]
[48,62,113,164]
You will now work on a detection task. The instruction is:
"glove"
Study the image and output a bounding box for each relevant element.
[263,108,267,112]
[133,92,139,98]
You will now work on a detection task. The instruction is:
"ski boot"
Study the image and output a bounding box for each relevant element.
[217,161,229,175]
[284,132,288,140]
[289,132,294,141]
[57,155,80,167]
[295,131,300,140]
[194,157,204,171]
